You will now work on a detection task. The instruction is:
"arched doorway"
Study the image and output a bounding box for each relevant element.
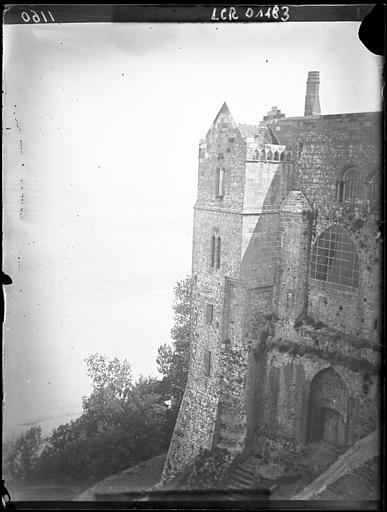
[306,368,348,450]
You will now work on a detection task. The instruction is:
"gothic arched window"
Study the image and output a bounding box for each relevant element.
[310,225,359,287]
[336,167,365,204]
[260,150,266,162]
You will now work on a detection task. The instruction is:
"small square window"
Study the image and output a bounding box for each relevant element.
[206,304,214,324]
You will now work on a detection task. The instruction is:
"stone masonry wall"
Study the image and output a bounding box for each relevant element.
[307,217,381,342]
[243,161,295,211]
[277,191,313,324]
[162,213,244,481]
[275,112,382,342]
[244,112,381,461]
[240,213,281,288]
[253,327,380,459]
[214,283,274,455]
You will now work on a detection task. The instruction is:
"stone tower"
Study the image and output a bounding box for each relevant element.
[161,102,294,482]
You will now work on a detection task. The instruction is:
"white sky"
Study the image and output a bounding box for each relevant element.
[2,21,383,435]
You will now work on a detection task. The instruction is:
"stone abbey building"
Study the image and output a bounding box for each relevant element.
[161,72,382,485]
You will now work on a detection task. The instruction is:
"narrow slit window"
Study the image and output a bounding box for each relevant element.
[219,169,225,197]
[215,168,225,197]
[216,237,221,269]
[210,235,216,268]
[206,304,214,325]
[215,168,220,196]
[336,181,344,202]
[204,349,212,377]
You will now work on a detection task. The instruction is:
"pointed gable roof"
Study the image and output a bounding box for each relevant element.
[205,103,280,143]
[206,101,240,137]
[213,101,232,123]
[218,101,230,115]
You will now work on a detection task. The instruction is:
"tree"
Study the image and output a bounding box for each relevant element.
[36,356,169,486]
[3,426,43,483]
[84,353,133,400]
[157,276,192,421]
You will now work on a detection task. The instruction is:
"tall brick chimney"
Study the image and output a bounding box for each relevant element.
[304,71,321,116]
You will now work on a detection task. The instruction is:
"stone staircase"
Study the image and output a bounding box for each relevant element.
[224,456,274,501]
[224,442,342,499]
[219,431,379,502]
[227,458,258,490]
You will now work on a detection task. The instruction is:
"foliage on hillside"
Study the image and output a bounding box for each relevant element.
[4,358,169,486]
[3,277,192,487]
[157,275,192,435]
